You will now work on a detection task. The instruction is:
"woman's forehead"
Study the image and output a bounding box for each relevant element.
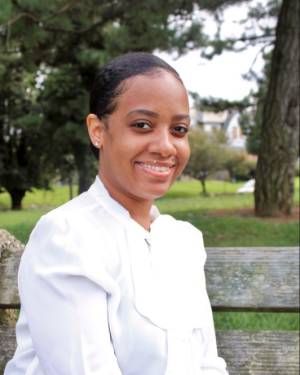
[114,71,189,112]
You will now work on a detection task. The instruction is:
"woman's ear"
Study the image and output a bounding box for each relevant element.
[86,114,105,149]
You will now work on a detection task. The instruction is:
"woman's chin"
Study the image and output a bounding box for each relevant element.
[137,182,173,201]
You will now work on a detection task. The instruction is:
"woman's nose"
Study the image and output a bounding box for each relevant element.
[148,129,176,157]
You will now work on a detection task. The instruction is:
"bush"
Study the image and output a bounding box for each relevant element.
[185,130,227,194]
[223,149,256,181]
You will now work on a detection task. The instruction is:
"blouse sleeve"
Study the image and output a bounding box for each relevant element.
[18,214,122,375]
[196,326,229,374]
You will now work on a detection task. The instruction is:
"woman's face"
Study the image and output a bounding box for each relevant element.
[91,70,190,207]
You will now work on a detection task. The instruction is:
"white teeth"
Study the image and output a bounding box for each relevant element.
[140,163,170,173]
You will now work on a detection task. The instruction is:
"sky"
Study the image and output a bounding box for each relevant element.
[157,47,263,101]
[157,1,274,101]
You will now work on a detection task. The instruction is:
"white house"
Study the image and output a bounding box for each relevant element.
[190,107,246,149]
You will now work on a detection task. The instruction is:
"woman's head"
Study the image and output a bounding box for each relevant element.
[86,52,190,210]
[89,52,182,157]
[90,52,182,117]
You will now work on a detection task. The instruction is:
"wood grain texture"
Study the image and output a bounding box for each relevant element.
[217,330,300,375]
[1,328,298,374]
[1,242,299,311]
[0,230,24,308]
[205,247,299,312]
[0,325,16,373]
[0,235,299,373]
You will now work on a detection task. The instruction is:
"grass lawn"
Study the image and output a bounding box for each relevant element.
[0,178,299,331]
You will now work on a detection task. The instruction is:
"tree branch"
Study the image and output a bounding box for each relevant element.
[1,1,122,36]
[3,12,39,27]
[42,0,81,22]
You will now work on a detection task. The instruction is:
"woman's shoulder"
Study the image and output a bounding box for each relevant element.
[33,188,116,240]
[21,190,122,278]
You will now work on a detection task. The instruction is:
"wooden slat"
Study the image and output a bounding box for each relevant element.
[1,328,299,374]
[1,233,299,373]
[0,239,299,311]
[0,325,16,374]
[0,230,24,308]
[205,247,300,312]
[217,330,300,375]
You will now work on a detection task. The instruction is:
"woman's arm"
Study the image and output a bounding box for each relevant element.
[18,214,122,375]
[196,325,229,374]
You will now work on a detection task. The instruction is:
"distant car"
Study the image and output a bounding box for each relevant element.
[237,179,255,193]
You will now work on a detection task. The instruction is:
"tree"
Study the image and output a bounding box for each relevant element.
[255,0,299,216]
[1,0,245,200]
[0,54,50,209]
[195,0,299,216]
[223,149,256,181]
[37,64,97,194]
[238,52,271,155]
[185,129,225,194]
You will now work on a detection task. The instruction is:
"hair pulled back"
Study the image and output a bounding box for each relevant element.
[89,52,182,158]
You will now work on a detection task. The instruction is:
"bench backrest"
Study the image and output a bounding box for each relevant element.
[206,246,299,312]
[0,229,299,374]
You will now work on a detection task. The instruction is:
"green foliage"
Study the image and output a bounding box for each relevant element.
[186,129,225,177]
[191,92,251,113]
[0,0,244,202]
[239,52,272,155]
[0,0,294,211]
[201,0,279,57]
[223,149,256,180]
[185,129,257,191]
[0,53,51,208]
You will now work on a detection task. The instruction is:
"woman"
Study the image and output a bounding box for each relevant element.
[5,52,228,374]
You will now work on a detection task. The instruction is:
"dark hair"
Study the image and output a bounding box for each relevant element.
[89,52,182,158]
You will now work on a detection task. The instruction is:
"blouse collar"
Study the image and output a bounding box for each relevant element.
[88,176,160,235]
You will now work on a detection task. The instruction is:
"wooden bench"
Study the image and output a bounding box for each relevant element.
[0,229,299,374]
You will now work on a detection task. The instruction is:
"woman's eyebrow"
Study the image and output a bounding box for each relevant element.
[172,114,191,123]
[126,109,159,118]
[126,109,190,123]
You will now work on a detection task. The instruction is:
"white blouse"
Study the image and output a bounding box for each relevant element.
[5,177,228,375]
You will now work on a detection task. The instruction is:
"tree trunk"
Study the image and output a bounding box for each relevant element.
[73,143,97,194]
[68,175,73,200]
[255,0,299,217]
[200,179,207,196]
[9,189,26,210]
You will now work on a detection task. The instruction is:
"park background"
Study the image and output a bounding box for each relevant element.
[0,0,299,332]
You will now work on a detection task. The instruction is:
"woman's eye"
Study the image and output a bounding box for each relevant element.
[132,121,151,130]
[172,125,189,136]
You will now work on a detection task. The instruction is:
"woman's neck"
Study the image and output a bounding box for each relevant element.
[129,204,153,231]
[99,174,153,230]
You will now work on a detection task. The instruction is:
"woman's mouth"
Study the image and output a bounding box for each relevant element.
[134,161,175,177]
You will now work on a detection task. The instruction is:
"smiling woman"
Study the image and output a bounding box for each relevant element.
[4,53,228,375]
[86,67,191,229]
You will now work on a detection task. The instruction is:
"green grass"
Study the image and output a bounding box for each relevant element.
[0,185,71,210]
[214,312,299,331]
[169,211,299,246]
[163,179,246,198]
[0,208,48,243]
[0,178,299,331]
[157,193,254,213]
[0,185,73,243]
[0,179,299,246]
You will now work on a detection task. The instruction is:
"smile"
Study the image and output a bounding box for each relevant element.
[135,161,175,177]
